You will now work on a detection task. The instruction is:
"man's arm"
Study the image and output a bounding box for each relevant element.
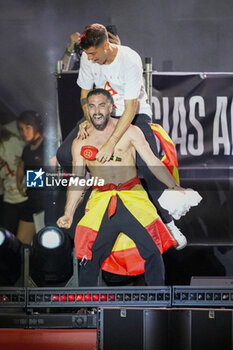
[57,138,86,229]
[96,98,138,162]
[16,158,26,196]
[129,126,180,189]
[61,32,81,71]
[80,88,91,121]
[62,53,72,72]
[0,156,6,170]
[77,52,95,124]
[76,88,93,139]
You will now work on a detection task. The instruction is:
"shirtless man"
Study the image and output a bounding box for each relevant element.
[57,88,183,286]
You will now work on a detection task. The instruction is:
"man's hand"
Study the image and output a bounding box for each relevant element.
[108,32,121,45]
[69,32,81,47]
[77,120,92,139]
[96,139,116,163]
[56,215,73,229]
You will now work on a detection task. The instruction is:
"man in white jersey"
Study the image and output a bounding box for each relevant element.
[56,23,187,249]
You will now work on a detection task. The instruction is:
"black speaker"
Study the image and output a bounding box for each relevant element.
[98,308,233,350]
[56,72,83,140]
[169,309,233,350]
[98,308,168,350]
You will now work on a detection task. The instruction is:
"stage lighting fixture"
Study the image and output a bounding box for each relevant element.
[40,227,62,248]
[30,226,73,286]
[0,230,5,245]
[0,228,22,286]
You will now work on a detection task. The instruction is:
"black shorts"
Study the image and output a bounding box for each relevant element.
[2,201,27,234]
[19,195,45,222]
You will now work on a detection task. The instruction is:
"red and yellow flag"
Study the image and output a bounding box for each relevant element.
[149,123,179,184]
[75,124,179,276]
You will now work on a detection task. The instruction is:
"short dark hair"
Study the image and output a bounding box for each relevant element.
[80,23,108,50]
[87,88,114,106]
[17,110,43,134]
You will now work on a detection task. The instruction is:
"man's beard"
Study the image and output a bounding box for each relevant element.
[90,113,109,130]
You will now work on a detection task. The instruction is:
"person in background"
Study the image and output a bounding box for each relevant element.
[16,110,56,244]
[0,177,3,227]
[0,124,28,234]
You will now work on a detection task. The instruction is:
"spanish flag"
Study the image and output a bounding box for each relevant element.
[75,177,176,275]
[149,123,179,184]
[75,123,179,276]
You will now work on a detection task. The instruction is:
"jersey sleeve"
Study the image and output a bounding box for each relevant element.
[77,52,95,90]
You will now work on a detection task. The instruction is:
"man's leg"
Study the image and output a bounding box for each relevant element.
[79,195,168,286]
[16,220,35,244]
[114,197,165,286]
[78,206,125,286]
[79,253,106,286]
[133,114,172,222]
[133,114,187,250]
[2,202,21,235]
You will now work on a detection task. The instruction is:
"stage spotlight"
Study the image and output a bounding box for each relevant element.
[0,230,5,245]
[40,227,62,249]
[0,228,22,286]
[30,226,73,286]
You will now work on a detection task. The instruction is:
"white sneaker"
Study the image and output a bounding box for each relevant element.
[166,220,187,250]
